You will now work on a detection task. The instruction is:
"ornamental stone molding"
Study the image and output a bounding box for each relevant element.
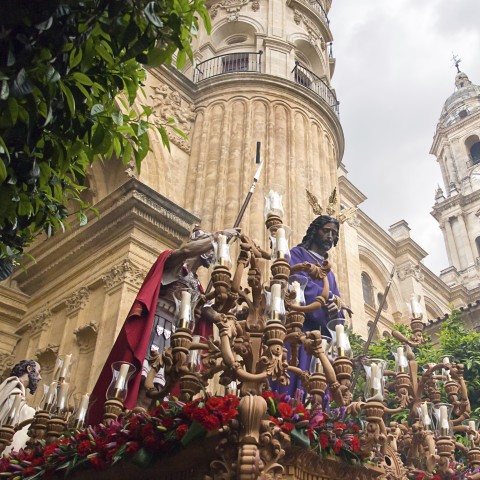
[149,84,195,153]
[29,309,52,335]
[74,321,98,354]
[292,8,324,46]
[397,262,425,283]
[346,212,361,228]
[102,259,147,291]
[209,0,251,20]
[65,287,90,314]
[35,344,59,371]
[0,354,15,378]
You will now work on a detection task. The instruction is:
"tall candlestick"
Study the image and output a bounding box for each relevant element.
[115,364,130,392]
[75,394,90,423]
[57,382,69,411]
[179,290,192,328]
[270,283,282,321]
[59,354,72,379]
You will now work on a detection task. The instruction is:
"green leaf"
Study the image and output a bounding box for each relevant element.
[72,72,93,86]
[46,65,61,83]
[69,47,83,69]
[0,158,6,183]
[144,2,164,27]
[146,47,166,67]
[78,212,88,226]
[111,110,123,126]
[176,49,187,69]
[1,80,9,100]
[8,97,18,125]
[60,82,75,116]
[91,104,105,116]
[158,126,171,151]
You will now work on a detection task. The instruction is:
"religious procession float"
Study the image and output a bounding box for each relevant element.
[0,187,479,480]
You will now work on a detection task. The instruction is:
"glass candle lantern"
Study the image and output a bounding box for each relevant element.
[463,419,477,448]
[327,319,352,358]
[264,185,285,219]
[417,401,433,430]
[432,403,453,437]
[265,282,286,323]
[41,381,58,413]
[407,294,423,321]
[53,354,73,382]
[309,336,332,374]
[213,233,232,269]
[288,274,308,306]
[70,393,91,429]
[268,225,291,261]
[187,335,207,372]
[106,362,136,401]
[173,288,201,330]
[363,358,387,402]
[392,346,409,373]
[55,381,70,417]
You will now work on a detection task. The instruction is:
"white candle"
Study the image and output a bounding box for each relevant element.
[335,324,345,350]
[217,234,229,262]
[271,283,282,318]
[44,381,57,409]
[179,290,192,324]
[396,346,407,371]
[59,354,72,379]
[421,402,431,426]
[76,394,90,422]
[276,228,288,258]
[469,420,476,431]
[443,357,449,364]
[115,363,130,391]
[439,405,449,430]
[409,295,423,319]
[268,191,282,210]
[291,281,301,305]
[57,382,69,411]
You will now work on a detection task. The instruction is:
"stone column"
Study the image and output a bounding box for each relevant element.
[445,218,461,269]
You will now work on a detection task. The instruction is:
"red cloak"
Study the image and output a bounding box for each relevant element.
[89,251,212,425]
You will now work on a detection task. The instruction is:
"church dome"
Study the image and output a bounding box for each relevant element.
[438,71,480,128]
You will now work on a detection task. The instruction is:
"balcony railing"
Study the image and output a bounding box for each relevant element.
[292,62,339,116]
[193,51,263,83]
[310,0,329,24]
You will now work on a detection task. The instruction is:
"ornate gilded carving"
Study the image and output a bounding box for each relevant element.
[65,287,90,314]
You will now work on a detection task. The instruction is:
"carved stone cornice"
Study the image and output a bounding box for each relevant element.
[0,354,15,378]
[397,262,425,283]
[65,287,90,314]
[287,0,332,42]
[208,0,256,21]
[29,309,52,335]
[35,344,59,370]
[102,259,147,291]
[74,322,98,354]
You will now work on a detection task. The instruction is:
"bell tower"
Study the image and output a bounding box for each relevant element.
[431,64,480,290]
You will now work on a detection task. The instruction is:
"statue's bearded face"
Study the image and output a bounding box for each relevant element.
[27,363,41,394]
[313,222,339,254]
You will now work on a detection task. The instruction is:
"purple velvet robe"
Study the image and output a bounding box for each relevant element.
[276,245,343,397]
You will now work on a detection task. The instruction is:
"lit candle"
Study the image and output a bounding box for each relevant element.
[421,402,431,426]
[275,228,288,258]
[291,281,302,305]
[267,190,282,217]
[335,324,345,351]
[469,420,476,431]
[179,290,192,328]
[443,357,451,381]
[270,283,282,321]
[217,234,229,265]
[115,364,130,391]
[396,346,406,372]
[443,357,449,364]
[75,394,90,422]
[43,381,57,410]
[57,382,69,411]
[409,295,423,320]
[59,354,72,379]
[439,405,449,434]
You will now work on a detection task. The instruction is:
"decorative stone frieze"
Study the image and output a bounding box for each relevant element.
[209,0,250,20]
[346,212,361,228]
[397,262,424,283]
[65,287,90,314]
[29,309,52,335]
[292,9,324,46]
[0,354,15,378]
[149,84,195,153]
[74,322,98,354]
[102,259,147,291]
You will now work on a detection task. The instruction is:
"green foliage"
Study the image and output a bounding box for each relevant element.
[0,0,211,277]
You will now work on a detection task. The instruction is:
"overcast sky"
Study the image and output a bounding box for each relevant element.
[329,0,480,275]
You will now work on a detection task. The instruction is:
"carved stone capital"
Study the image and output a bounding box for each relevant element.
[0,354,15,379]
[209,0,249,19]
[35,344,59,371]
[397,262,424,282]
[74,322,98,354]
[29,309,52,335]
[102,259,147,291]
[65,287,90,314]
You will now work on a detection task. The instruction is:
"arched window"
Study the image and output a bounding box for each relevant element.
[471,142,480,164]
[361,272,374,306]
[377,292,388,311]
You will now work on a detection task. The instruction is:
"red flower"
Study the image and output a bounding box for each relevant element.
[206,397,225,411]
[319,433,329,449]
[162,417,174,429]
[262,391,274,400]
[191,407,208,423]
[31,457,45,467]
[77,440,92,457]
[281,422,294,434]
[278,402,293,419]
[350,424,359,433]
[334,422,346,430]
[202,414,221,431]
[143,435,157,450]
[350,436,360,453]
[0,458,10,472]
[176,424,188,439]
[183,400,200,417]
[141,423,154,437]
[126,441,141,454]
[44,443,59,457]
[220,407,238,423]
[88,457,105,470]
[23,467,36,476]
[333,439,343,455]
[416,473,425,480]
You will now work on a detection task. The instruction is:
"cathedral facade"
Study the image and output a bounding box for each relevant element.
[0,0,479,401]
